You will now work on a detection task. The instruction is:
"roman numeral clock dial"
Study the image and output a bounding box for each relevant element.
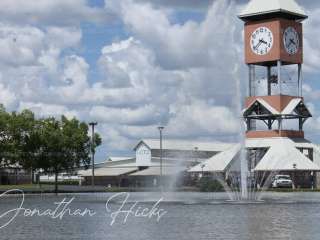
[250,27,273,55]
[283,26,299,55]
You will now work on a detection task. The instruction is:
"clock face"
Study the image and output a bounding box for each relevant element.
[283,26,299,55]
[250,27,274,55]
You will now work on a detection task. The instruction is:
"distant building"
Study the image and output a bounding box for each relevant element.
[0,162,32,185]
[78,139,235,187]
[78,157,138,186]
[77,137,320,189]
[189,138,320,188]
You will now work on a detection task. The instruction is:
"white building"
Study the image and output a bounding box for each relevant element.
[78,139,233,187]
[76,137,320,188]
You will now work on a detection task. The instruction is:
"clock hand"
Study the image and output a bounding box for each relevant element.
[260,39,267,45]
[254,39,263,50]
[290,39,296,46]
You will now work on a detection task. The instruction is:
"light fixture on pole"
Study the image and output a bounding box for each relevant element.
[293,163,297,189]
[201,163,206,178]
[158,126,164,187]
[89,122,98,187]
[194,146,199,165]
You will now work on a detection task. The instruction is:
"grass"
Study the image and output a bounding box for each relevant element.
[0,184,49,190]
[266,188,320,192]
[1,184,320,194]
[0,184,54,193]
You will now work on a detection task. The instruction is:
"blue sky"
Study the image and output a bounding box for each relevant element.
[0,0,319,163]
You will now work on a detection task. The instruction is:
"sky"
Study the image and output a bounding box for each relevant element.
[0,0,319,162]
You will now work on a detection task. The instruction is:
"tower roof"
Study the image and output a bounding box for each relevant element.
[239,0,308,21]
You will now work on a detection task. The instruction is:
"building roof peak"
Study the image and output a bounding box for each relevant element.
[239,0,307,21]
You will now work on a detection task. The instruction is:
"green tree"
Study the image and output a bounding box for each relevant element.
[91,132,102,155]
[37,116,101,193]
[0,105,101,190]
[0,104,11,167]
[8,110,39,168]
[4,109,43,185]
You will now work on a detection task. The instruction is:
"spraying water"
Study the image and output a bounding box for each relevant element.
[240,148,248,199]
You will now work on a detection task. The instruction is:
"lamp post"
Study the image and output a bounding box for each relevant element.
[201,164,205,179]
[194,147,199,166]
[293,163,297,189]
[158,126,164,188]
[89,122,98,187]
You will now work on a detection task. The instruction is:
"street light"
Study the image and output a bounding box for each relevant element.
[293,163,297,189]
[201,163,206,178]
[89,122,98,187]
[194,147,199,165]
[158,126,164,188]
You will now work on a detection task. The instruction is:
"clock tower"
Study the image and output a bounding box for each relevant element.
[238,0,311,139]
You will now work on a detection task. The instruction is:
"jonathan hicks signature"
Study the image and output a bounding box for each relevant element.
[0,189,167,229]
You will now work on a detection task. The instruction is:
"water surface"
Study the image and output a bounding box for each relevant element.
[1,192,320,240]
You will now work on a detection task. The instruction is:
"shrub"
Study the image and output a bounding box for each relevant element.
[198,177,224,192]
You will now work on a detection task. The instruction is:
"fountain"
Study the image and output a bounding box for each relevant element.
[153,0,316,204]
[240,148,249,200]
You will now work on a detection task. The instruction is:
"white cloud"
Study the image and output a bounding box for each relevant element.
[0,24,45,67]
[90,105,159,126]
[134,0,213,10]
[0,83,17,109]
[0,0,319,158]
[304,9,320,74]
[107,0,241,70]
[0,22,84,105]
[99,125,135,151]
[165,100,239,137]
[0,0,111,26]
[93,0,243,150]
[95,36,182,109]
[18,102,79,119]
[57,55,89,99]
[46,27,82,48]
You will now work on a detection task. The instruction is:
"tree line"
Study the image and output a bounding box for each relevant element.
[0,104,102,192]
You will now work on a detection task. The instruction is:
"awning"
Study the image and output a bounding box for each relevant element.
[188,145,240,173]
[244,97,311,118]
[282,98,302,115]
[282,99,312,117]
[78,167,138,177]
[254,140,320,171]
[130,166,183,176]
[244,98,280,117]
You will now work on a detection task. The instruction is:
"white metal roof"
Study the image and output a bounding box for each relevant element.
[130,166,183,176]
[96,162,163,170]
[239,0,307,19]
[286,99,304,114]
[254,139,320,171]
[188,145,241,173]
[79,167,138,177]
[244,97,307,116]
[254,98,280,114]
[312,145,320,167]
[189,137,320,172]
[135,139,233,152]
[98,157,135,167]
[282,98,302,115]
[258,98,279,114]
[247,137,320,171]
[106,156,135,162]
[246,137,315,149]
